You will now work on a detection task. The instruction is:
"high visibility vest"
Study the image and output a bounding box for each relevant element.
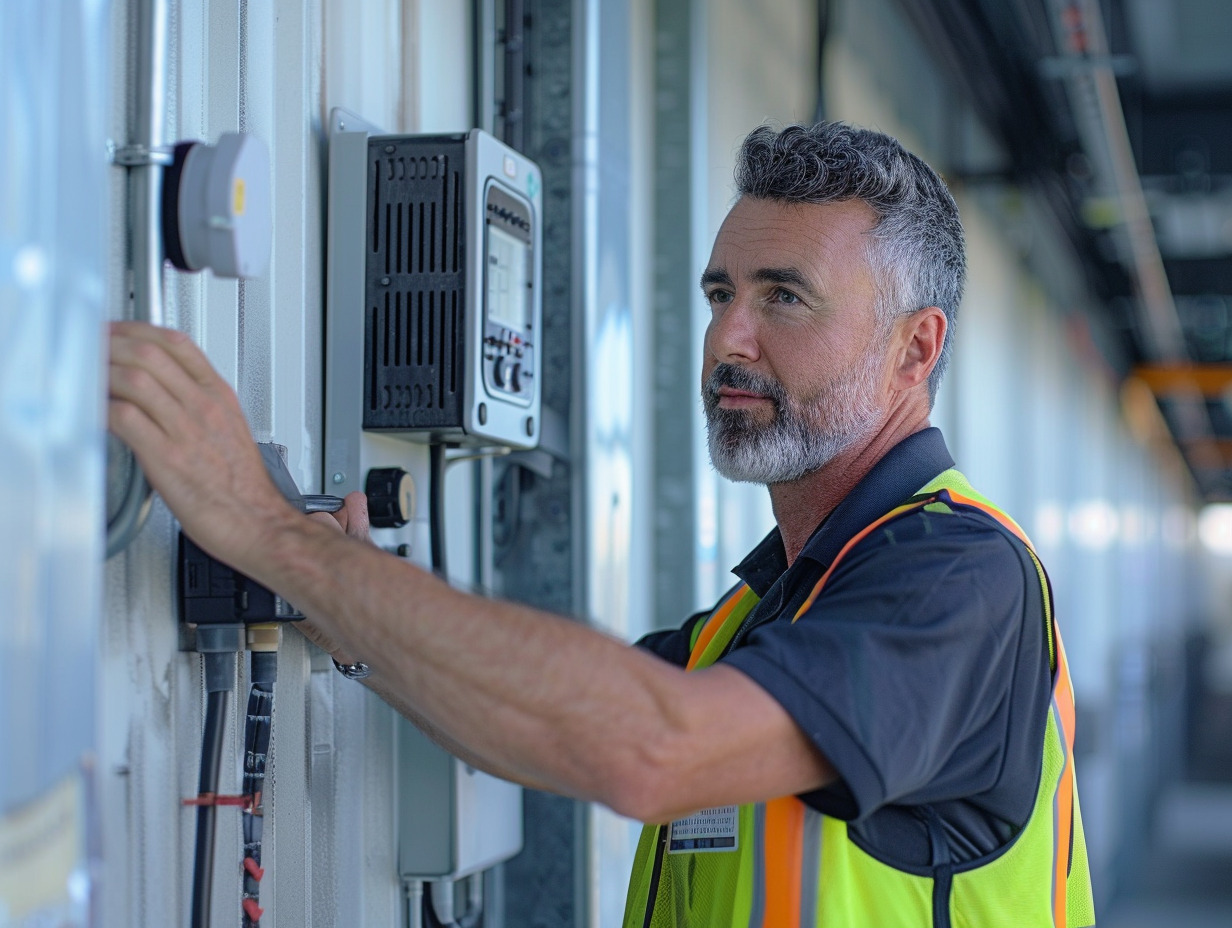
[622,469,1096,928]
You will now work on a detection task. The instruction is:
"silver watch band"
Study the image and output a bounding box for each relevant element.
[331,658,371,680]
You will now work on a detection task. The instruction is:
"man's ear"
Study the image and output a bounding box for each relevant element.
[891,306,946,392]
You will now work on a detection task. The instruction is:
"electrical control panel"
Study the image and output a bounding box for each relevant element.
[323,109,525,881]
[325,110,543,496]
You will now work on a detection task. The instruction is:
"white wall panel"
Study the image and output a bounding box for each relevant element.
[323,0,404,135]
[694,0,817,608]
[99,2,478,926]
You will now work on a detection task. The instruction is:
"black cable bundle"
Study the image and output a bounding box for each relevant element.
[241,649,277,927]
[430,443,448,579]
[190,640,239,926]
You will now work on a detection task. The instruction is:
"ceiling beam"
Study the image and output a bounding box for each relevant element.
[1133,363,1232,396]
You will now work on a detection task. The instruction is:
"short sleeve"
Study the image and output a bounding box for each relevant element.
[721,506,1049,822]
[635,609,711,668]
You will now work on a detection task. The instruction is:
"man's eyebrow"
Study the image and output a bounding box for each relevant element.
[750,267,820,300]
[699,267,733,291]
[698,266,821,301]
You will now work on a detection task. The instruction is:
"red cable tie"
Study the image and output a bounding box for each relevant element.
[242,898,264,922]
[182,792,256,812]
[243,857,265,881]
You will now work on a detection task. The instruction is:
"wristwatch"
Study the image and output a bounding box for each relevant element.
[331,658,371,680]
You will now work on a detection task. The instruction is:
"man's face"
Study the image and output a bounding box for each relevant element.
[700,197,890,484]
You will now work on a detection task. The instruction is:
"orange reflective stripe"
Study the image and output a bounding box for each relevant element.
[792,490,1036,624]
[761,798,804,926]
[791,501,921,621]
[1052,638,1077,928]
[1053,637,1077,749]
[942,489,1034,549]
[687,585,749,671]
[1053,746,1074,927]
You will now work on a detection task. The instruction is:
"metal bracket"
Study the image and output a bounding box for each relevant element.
[111,142,174,167]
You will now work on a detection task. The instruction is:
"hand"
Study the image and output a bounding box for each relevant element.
[108,321,298,569]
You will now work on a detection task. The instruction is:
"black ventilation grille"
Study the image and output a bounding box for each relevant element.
[367,288,461,419]
[363,136,467,431]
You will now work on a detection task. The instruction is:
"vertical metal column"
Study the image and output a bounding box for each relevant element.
[502,0,526,152]
[496,0,586,924]
[650,0,700,631]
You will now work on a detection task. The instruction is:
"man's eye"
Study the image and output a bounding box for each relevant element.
[773,288,800,305]
[708,290,733,305]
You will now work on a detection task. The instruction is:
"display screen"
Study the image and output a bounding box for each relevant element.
[486,225,530,331]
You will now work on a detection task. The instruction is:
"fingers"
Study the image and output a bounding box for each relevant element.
[108,357,191,449]
[341,491,371,542]
[108,322,251,461]
[107,392,173,460]
[106,321,294,566]
[110,320,222,387]
[109,323,225,419]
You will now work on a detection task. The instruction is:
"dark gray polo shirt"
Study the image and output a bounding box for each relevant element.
[637,428,1052,869]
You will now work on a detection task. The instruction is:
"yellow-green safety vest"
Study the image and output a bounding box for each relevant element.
[622,468,1095,928]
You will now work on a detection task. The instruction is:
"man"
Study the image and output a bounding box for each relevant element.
[109,122,1094,926]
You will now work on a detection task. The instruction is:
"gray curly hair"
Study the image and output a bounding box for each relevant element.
[734,123,965,403]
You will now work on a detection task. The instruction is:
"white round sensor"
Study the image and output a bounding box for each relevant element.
[165,132,272,278]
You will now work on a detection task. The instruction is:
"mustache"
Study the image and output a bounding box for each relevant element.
[703,364,787,410]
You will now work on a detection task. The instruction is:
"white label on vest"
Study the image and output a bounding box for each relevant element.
[669,805,739,853]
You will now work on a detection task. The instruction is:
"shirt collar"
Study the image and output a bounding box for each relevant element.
[732,427,956,597]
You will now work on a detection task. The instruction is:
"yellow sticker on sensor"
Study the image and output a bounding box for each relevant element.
[233,178,246,216]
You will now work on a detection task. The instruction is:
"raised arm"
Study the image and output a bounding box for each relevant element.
[108,321,836,822]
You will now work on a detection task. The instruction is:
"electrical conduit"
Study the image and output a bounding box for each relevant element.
[106,0,168,557]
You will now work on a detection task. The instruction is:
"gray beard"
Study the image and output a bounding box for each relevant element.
[703,349,884,485]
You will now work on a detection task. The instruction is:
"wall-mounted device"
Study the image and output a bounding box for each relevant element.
[163,132,272,279]
[108,130,272,559]
[325,108,543,495]
[323,109,529,882]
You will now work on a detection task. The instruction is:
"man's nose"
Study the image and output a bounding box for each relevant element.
[706,298,761,364]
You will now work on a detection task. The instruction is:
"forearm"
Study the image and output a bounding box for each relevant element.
[359,672,552,791]
[248,514,678,809]
[107,321,832,821]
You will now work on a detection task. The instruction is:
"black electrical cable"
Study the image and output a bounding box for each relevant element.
[430,442,448,579]
[190,631,240,928]
[242,649,277,928]
[191,686,229,928]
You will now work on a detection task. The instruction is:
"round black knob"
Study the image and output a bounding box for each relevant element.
[510,363,522,392]
[492,356,507,388]
[365,467,415,528]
